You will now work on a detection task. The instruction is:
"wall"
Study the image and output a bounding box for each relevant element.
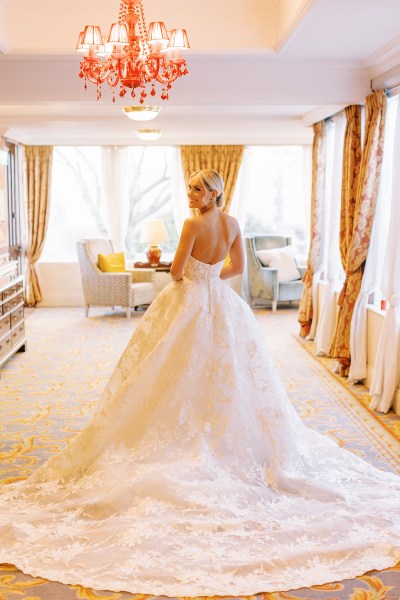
[317,281,400,416]
[37,263,83,307]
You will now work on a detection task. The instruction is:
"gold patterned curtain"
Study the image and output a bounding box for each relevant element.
[338,106,362,272]
[298,121,327,337]
[180,145,244,213]
[330,91,386,375]
[24,145,53,306]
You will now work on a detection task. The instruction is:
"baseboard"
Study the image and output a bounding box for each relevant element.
[37,293,84,307]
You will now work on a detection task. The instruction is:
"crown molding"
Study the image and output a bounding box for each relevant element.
[302,104,347,127]
[363,35,400,79]
[273,0,315,53]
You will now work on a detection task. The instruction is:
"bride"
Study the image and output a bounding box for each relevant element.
[0,169,400,596]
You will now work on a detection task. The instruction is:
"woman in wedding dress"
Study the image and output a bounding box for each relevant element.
[0,169,400,596]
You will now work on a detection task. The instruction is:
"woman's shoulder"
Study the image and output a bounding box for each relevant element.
[182,216,201,228]
[220,211,240,230]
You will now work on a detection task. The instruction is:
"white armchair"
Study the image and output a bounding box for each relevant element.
[77,239,155,317]
[245,235,304,312]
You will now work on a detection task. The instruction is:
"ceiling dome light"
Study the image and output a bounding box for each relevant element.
[135,129,162,141]
[123,106,161,121]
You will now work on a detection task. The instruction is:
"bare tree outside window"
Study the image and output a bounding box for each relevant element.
[125,147,178,260]
[42,146,178,262]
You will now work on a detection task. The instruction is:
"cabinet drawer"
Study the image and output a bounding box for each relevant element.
[2,285,16,300]
[3,292,23,314]
[11,323,25,347]
[0,333,12,359]
[0,314,11,334]
[10,305,24,327]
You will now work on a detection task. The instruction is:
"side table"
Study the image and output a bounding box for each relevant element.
[128,262,172,296]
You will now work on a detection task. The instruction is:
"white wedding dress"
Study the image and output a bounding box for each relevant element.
[1,255,400,596]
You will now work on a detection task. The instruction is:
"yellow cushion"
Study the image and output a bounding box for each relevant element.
[223,254,231,266]
[98,252,125,272]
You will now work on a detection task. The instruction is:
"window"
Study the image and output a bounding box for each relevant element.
[41,146,178,262]
[243,146,311,260]
[124,146,177,260]
[42,147,105,262]
[43,145,311,263]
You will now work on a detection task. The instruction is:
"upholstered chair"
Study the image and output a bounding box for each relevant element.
[77,239,155,317]
[245,235,304,312]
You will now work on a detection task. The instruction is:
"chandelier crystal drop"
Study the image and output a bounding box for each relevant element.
[76,0,190,104]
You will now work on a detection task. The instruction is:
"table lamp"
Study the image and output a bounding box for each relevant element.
[140,219,168,266]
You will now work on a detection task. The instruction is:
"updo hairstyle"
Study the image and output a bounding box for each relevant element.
[190,169,225,208]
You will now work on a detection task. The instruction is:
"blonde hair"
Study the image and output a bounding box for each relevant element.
[189,169,225,208]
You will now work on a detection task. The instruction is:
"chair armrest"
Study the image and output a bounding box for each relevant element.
[100,272,132,286]
[259,266,278,282]
[130,268,155,284]
[297,266,306,278]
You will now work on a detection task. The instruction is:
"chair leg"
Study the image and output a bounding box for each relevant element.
[85,305,89,317]
[272,301,277,313]
[126,307,131,318]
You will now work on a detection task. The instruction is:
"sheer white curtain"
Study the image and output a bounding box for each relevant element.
[348,96,397,384]
[315,114,346,354]
[370,95,400,411]
[170,147,190,235]
[308,119,335,340]
[101,146,129,252]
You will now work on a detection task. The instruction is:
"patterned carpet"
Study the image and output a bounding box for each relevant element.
[0,306,400,600]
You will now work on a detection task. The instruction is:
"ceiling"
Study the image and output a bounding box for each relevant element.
[1,0,400,145]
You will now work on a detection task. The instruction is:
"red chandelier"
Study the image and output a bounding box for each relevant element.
[76,0,190,103]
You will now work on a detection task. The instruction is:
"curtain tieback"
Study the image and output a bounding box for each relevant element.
[302,269,313,284]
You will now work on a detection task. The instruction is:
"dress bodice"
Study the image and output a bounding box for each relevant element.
[184,255,224,283]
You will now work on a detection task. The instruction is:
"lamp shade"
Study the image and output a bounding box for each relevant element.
[76,31,86,52]
[168,28,190,50]
[140,220,168,244]
[108,22,129,44]
[82,25,103,47]
[147,21,169,44]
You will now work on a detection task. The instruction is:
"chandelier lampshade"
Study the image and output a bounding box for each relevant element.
[147,22,169,45]
[108,22,129,44]
[76,0,190,103]
[76,32,86,52]
[168,29,190,50]
[82,25,103,47]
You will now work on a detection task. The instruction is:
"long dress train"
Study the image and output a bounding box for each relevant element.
[0,255,400,596]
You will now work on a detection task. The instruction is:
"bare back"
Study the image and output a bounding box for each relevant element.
[191,210,238,265]
[170,208,244,282]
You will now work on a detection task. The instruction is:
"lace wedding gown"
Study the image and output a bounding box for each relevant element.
[1,255,400,596]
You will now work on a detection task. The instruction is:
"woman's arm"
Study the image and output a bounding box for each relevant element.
[170,219,197,281]
[220,229,245,280]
